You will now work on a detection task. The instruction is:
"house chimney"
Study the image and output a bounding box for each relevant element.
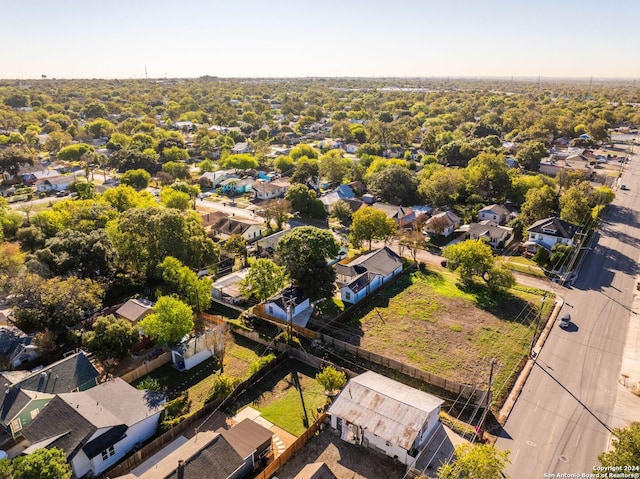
[177,460,185,479]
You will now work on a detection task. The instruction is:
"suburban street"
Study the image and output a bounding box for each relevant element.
[497,142,640,478]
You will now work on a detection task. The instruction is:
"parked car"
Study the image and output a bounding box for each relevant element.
[621,185,629,190]
[559,313,571,329]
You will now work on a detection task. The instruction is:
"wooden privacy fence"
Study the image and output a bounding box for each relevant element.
[249,309,489,406]
[254,413,327,479]
[106,352,289,478]
[120,352,172,384]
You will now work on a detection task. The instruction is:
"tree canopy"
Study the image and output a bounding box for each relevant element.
[275,226,339,299]
[139,296,194,345]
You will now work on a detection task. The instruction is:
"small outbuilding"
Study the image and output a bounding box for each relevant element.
[171,327,222,371]
[328,371,443,467]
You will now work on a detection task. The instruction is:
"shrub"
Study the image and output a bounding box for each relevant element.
[205,374,239,403]
[137,378,161,391]
[249,354,276,375]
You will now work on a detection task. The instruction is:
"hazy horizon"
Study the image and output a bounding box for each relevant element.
[2,0,639,80]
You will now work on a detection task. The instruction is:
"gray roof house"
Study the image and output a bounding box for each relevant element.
[335,247,403,305]
[328,371,443,467]
[21,378,165,478]
[0,325,39,369]
[0,352,100,438]
[478,204,518,225]
[319,184,355,211]
[525,216,577,252]
[116,298,154,324]
[163,418,273,479]
[466,220,513,248]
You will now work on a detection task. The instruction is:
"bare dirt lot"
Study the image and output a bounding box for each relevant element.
[328,270,550,404]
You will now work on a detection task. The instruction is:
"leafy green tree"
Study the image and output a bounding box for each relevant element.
[106,132,132,151]
[240,258,287,302]
[591,186,615,206]
[367,164,420,205]
[86,118,115,138]
[315,365,347,395]
[139,296,194,345]
[560,184,591,225]
[290,157,320,185]
[11,274,104,335]
[55,143,95,162]
[34,228,117,277]
[82,314,139,361]
[83,101,108,119]
[399,230,427,263]
[588,119,610,144]
[109,207,218,278]
[350,208,397,250]
[120,168,151,190]
[290,143,318,160]
[486,262,516,292]
[443,240,495,285]
[419,166,465,208]
[330,199,352,224]
[516,141,547,171]
[157,256,212,311]
[464,152,511,201]
[99,185,157,212]
[319,150,350,186]
[0,145,36,177]
[162,146,189,163]
[436,443,510,479]
[520,186,557,227]
[598,422,640,467]
[160,187,191,210]
[198,158,215,174]
[220,153,258,171]
[11,447,72,479]
[274,155,294,174]
[275,226,340,299]
[111,148,158,173]
[161,161,190,180]
[285,183,316,215]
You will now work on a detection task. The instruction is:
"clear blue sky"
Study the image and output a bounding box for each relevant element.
[1,0,639,79]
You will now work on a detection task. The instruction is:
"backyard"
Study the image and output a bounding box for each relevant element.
[132,333,267,413]
[227,360,328,437]
[329,269,553,405]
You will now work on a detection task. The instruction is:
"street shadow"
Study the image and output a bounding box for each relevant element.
[495,426,513,440]
[573,242,639,291]
[602,204,640,230]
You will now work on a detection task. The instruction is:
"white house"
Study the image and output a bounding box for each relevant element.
[424,211,461,237]
[262,287,310,322]
[34,174,83,193]
[212,269,249,305]
[21,378,165,478]
[211,215,265,243]
[231,142,252,154]
[335,247,403,305]
[478,204,518,225]
[525,216,577,252]
[319,184,355,212]
[466,221,513,248]
[328,371,443,467]
[172,327,222,371]
[200,170,234,188]
[253,178,290,200]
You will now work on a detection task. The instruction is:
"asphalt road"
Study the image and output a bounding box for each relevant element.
[496,144,640,478]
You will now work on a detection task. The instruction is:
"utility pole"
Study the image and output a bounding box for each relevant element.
[479,358,497,438]
[530,294,548,357]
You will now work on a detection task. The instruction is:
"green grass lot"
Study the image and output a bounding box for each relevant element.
[335,269,553,406]
[503,256,547,278]
[132,334,266,413]
[228,361,328,436]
